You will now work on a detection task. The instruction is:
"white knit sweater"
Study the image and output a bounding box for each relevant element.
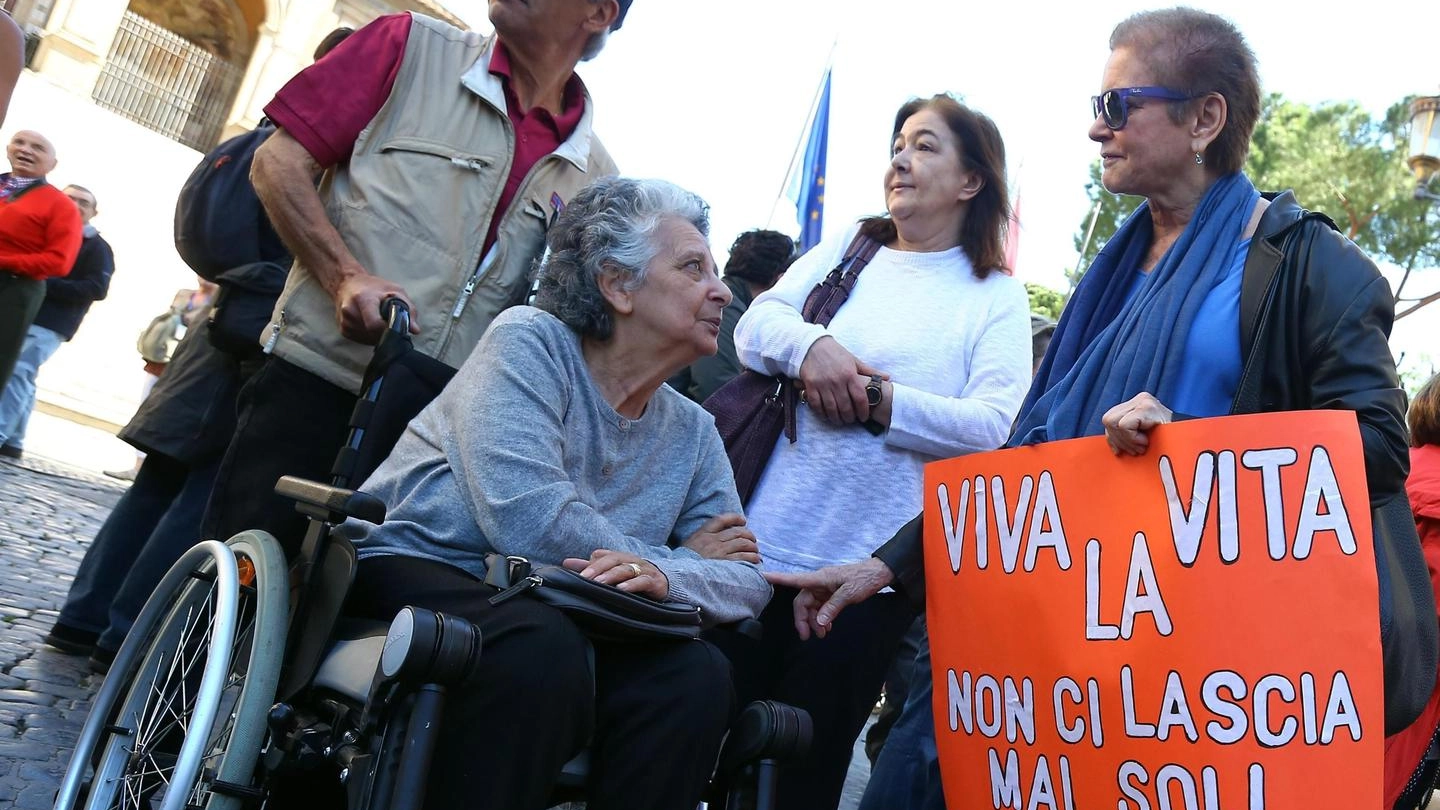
[733,225,1032,573]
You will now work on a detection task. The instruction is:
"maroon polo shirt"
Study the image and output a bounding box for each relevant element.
[483,40,586,253]
[263,12,587,256]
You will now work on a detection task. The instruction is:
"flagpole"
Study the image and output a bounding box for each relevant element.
[1072,197,1104,283]
[1004,162,1023,272]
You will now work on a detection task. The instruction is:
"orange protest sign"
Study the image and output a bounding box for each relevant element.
[923,410,1381,810]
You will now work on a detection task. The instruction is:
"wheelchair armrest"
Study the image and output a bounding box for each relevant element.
[275,475,387,525]
[715,699,813,780]
[732,617,764,641]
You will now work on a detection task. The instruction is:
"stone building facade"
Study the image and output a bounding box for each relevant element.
[0,0,466,433]
[6,0,461,149]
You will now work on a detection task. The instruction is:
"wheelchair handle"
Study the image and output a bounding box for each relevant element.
[380,296,411,337]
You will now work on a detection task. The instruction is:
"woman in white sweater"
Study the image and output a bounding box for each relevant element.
[716,94,1032,810]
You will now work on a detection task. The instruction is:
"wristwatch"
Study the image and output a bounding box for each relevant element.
[865,375,884,408]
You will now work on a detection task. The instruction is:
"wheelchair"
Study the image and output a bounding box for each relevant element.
[53,302,812,810]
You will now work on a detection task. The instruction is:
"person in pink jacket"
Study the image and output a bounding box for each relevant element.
[1388,372,1440,809]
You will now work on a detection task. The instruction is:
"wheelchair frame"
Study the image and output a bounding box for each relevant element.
[53,301,811,810]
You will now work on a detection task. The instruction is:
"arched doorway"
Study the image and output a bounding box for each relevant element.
[91,0,261,150]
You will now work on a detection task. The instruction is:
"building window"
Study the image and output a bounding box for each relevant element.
[91,11,242,151]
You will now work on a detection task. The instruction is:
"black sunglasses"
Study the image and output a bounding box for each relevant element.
[1091,86,1194,130]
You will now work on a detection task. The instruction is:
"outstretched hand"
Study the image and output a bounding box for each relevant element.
[762,557,895,640]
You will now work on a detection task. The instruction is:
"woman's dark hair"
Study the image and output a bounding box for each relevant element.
[1109,8,1260,176]
[858,94,1010,278]
[1411,373,1440,447]
[724,229,796,287]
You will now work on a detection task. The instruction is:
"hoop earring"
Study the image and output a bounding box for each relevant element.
[1194,152,1204,165]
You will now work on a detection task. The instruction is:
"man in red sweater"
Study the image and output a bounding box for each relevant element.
[0,129,82,384]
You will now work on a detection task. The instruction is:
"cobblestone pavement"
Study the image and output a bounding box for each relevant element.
[0,456,123,810]
[0,452,878,810]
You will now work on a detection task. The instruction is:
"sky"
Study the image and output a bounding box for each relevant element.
[448,0,1440,378]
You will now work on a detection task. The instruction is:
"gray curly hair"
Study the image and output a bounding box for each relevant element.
[534,177,710,340]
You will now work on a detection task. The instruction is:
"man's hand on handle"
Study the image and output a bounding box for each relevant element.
[334,273,419,345]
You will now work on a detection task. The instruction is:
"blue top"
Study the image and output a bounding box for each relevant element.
[1010,174,1260,445]
[1126,238,1250,418]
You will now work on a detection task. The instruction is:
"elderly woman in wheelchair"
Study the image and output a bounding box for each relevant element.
[337,176,773,809]
[55,177,796,810]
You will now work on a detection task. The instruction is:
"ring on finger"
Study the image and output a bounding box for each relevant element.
[626,562,644,577]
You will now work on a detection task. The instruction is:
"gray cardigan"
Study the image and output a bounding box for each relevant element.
[343,307,772,625]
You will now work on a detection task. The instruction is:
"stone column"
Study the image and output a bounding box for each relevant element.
[28,0,128,96]
[225,2,340,137]
[224,21,284,136]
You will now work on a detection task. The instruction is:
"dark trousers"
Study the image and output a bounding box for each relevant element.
[858,622,946,810]
[0,273,44,385]
[56,453,188,635]
[707,585,917,810]
[201,357,354,556]
[99,455,222,650]
[346,555,736,810]
[55,453,222,652]
[866,614,927,763]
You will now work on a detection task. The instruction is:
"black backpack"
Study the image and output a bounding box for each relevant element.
[173,120,290,282]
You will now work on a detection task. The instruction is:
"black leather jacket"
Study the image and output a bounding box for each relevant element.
[875,190,1433,730]
[1230,191,1409,501]
[1234,192,1433,733]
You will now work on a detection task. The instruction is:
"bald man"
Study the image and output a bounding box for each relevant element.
[0,129,82,386]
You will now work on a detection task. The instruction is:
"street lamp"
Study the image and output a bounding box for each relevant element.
[1409,95,1440,202]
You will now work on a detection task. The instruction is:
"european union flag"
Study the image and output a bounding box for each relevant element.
[794,69,831,251]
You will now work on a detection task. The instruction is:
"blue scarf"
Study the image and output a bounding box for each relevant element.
[1009,172,1260,446]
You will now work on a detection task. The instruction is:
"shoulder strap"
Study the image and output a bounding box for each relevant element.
[801,233,882,326]
[778,232,883,444]
[1232,210,1336,415]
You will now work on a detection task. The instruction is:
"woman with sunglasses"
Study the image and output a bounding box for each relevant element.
[774,9,1428,809]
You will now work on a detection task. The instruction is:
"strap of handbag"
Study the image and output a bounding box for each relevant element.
[801,234,883,325]
[778,233,883,441]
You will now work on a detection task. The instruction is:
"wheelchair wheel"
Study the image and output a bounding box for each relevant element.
[55,532,289,810]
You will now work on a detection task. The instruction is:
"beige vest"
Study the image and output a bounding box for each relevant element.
[265,16,617,392]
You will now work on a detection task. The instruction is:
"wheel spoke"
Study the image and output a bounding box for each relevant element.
[115,579,220,809]
[66,540,284,810]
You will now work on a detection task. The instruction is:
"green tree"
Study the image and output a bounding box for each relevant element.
[1070,160,1138,293]
[1026,282,1066,321]
[1071,94,1439,318]
[1249,95,1438,319]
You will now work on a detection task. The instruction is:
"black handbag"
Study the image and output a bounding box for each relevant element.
[208,261,288,357]
[703,233,883,503]
[483,553,703,642]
